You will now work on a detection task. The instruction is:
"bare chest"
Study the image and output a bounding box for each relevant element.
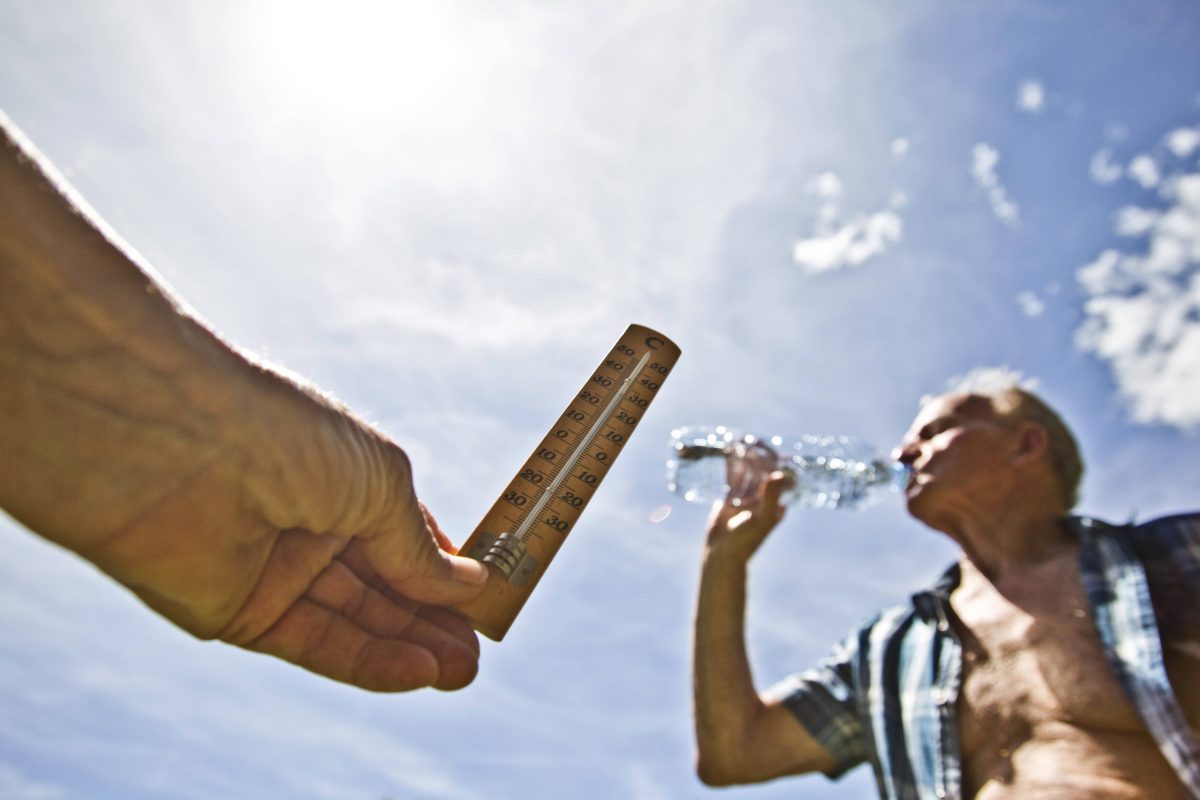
[951,570,1147,759]
[947,552,1200,798]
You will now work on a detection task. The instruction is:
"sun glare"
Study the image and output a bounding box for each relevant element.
[238,2,497,136]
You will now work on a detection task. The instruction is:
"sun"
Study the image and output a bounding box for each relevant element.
[236,2,496,137]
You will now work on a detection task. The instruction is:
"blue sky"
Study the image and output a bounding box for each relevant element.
[1,2,1197,798]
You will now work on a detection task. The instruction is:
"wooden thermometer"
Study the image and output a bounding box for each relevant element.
[455,324,680,641]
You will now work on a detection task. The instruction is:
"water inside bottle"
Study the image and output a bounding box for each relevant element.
[667,426,910,510]
[781,439,909,509]
[666,426,742,504]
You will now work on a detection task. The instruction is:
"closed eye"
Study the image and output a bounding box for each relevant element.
[918,417,957,440]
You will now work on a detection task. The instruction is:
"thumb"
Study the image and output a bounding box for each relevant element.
[392,548,489,606]
[363,497,489,606]
[761,470,793,519]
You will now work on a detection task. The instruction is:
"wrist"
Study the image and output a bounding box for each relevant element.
[703,527,762,567]
[232,361,416,538]
[700,542,755,592]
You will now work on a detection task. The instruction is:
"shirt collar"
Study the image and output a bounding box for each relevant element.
[911,562,961,624]
[908,515,1110,625]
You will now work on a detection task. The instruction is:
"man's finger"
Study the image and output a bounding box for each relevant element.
[246,596,479,692]
[308,559,481,661]
[761,471,793,514]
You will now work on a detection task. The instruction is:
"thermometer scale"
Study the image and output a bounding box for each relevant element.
[455,324,680,641]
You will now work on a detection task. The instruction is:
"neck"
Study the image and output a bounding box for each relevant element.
[928,500,1075,582]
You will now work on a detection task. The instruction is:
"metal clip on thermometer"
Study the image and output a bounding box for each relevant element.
[455,324,680,641]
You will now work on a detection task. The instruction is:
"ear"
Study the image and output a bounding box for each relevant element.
[1010,421,1049,467]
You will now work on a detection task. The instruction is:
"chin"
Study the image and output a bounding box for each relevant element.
[904,487,936,526]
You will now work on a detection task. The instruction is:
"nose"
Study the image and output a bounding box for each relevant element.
[891,438,918,466]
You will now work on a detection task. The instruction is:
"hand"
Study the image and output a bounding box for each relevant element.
[4,355,489,693]
[223,496,489,694]
[703,470,793,562]
[77,379,490,693]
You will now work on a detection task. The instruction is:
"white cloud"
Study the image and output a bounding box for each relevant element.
[971,142,1019,224]
[807,171,844,199]
[1090,148,1123,184]
[793,210,903,273]
[1016,79,1045,113]
[1115,206,1162,237]
[1076,166,1200,429]
[972,142,1000,180]
[890,137,910,157]
[339,258,606,350]
[793,169,905,273]
[1166,126,1200,158]
[1128,154,1161,189]
[1016,290,1045,317]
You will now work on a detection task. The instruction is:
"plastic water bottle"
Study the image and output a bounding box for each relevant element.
[665,425,910,510]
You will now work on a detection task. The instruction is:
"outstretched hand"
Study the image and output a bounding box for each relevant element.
[1,111,491,692]
[209,472,490,692]
[34,373,491,692]
[221,503,487,693]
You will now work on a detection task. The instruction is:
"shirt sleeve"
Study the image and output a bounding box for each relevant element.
[765,630,869,779]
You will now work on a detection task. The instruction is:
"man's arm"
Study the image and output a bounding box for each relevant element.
[692,474,838,785]
[0,110,487,691]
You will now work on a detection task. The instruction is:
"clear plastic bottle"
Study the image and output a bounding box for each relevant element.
[666,425,910,510]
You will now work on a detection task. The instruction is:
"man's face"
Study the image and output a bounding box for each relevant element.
[891,393,1021,527]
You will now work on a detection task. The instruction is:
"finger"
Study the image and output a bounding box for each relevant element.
[246,595,480,692]
[309,558,480,662]
[417,605,482,659]
[337,544,481,659]
[761,471,792,518]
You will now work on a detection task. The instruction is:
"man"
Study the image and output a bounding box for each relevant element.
[1,110,487,692]
[692,383,1200,798]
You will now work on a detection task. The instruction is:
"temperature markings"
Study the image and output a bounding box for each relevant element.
[454,324,681,641]
[519,467,547,486]
[502,489,531,508]
[543,515,571,533]
[614,410,639,428]
[575,468,601,487]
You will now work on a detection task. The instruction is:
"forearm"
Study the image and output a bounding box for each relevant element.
[692,545,771,784]
[692,494,837,784]
[0,114,399,557]
[0,114,250,542]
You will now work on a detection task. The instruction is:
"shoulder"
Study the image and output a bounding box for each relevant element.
[1073,511,1200,544]
[1076,511,1200,604]
[1134,511,1200,536]
[844,591,937,659]
[1128,513,1200,578]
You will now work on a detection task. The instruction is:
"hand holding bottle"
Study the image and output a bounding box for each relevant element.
[704,468,794,562]
[668,426,910,511]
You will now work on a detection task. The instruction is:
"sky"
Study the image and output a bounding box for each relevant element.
[1,1,1198,798]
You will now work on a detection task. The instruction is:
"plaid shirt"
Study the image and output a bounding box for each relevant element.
[770,513,1200,799]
